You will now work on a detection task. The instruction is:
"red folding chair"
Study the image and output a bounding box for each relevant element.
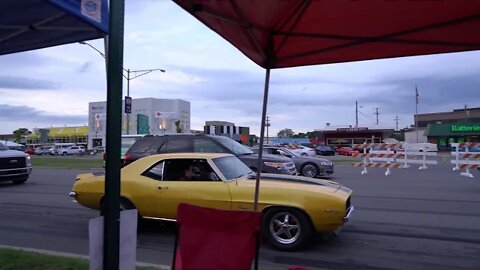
[172,203,262,270]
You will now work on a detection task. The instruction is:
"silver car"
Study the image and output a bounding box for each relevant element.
[253,146,334,178]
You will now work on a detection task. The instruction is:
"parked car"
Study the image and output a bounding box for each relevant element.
[25,147,35,155]
[0,142,32,184]
[59,146,85,155]
[284,144,316,157]
[253,146,334,178]
[34,146,51,155]
[336,147,359,156]
[316,145,336,156]
[70,152,353,251]
[125,134,297,175]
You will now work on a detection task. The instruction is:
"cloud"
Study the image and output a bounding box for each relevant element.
[0,76,58,90]
[0,104,86,124]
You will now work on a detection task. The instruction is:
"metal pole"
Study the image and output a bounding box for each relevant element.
[126,69,130,135]
[253,68,271,211]
[355,101,358,128]
[104,0,124,269]
[415,87,419,143]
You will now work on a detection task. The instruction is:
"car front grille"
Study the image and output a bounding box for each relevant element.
[0,157,26,170]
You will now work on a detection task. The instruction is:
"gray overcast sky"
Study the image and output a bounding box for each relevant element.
[1,0,480,136]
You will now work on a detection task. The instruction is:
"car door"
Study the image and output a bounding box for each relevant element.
[153,158,232,219]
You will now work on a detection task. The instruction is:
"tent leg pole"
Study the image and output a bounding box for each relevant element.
[104,0,125,269]
[253,68,271,211]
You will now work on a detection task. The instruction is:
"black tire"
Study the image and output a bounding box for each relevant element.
[249,167,257,172]
[301,163,318,178]
[262,207,313,251]
[12,176,28,185]
[100,197,136,216]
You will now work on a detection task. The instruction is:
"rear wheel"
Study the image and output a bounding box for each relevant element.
[301,163,318,178]
[301,153,308,156]
[262,207,313,251]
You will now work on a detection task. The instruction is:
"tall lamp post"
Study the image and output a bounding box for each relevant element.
[79,41,165,134]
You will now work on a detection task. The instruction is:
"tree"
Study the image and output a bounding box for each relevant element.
[277,128,294,138]
[175,120,183,133]
[12,128,31,143]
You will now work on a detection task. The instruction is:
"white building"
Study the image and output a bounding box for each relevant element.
[88,98,190,148]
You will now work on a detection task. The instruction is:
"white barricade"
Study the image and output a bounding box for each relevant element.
[450,143,480,178]
[352,143,438,176]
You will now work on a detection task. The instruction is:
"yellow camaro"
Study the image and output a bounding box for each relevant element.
[70,153,353,250]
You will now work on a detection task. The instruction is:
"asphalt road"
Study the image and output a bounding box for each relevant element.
[0,162,479,270]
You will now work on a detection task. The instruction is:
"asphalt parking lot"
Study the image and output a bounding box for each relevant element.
[0,162,479,269]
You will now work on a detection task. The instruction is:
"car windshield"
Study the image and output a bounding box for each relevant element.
[343,147,353,150]
[213,156,253,180]
[211,136,253,155]
[0,142,8,151]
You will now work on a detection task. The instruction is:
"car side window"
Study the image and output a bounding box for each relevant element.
[194,139,227,153]
[271,148,282,155]
[142,161,164,181]
[162,158,220,182]
[159,139,193,153]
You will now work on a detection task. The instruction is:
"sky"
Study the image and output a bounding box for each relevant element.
[1,0,480,136]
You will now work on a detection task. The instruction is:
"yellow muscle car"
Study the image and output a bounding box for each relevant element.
[70,153,353,250]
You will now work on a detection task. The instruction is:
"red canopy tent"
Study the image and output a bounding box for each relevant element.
[173,0,480,208]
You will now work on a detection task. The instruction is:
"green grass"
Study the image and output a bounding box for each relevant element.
[0,248,161,270]
[31,157,103,169]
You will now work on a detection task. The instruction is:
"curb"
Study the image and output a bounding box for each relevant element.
[0,244,170,269]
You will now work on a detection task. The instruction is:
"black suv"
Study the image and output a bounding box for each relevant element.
[125,134,297,175]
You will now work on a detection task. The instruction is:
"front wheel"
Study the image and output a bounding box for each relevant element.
[262,208,313,251]
[12,176,29,185]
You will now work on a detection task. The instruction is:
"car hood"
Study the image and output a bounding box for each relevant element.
[0,149,27,158]
[238,153,292,162]
[255,173,344,193]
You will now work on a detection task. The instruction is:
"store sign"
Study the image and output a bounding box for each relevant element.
[155,111,177,119]
[451,124,480,132]
[337,127,368,132]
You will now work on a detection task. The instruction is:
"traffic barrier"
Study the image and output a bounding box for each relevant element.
[450,143,480,178]
[352,143,438,176]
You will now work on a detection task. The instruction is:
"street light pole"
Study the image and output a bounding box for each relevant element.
[79,42,165,135]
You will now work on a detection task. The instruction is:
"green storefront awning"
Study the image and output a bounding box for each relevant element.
[425,123,480,137]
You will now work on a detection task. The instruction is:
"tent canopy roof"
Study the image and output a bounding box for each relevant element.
[174,0,480,69]
[0,0,108,56]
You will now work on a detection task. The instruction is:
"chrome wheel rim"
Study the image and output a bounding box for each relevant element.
[302,165,317,178]
[269,212,301,244]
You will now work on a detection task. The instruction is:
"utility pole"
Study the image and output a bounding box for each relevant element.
[355,101,358,128]
[374,107,380,125]
[266,116,270,145]
[394,116,400,131]
[464,104,469,123]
